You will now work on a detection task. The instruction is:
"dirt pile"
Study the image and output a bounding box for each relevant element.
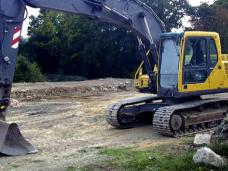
[11,78,133,100]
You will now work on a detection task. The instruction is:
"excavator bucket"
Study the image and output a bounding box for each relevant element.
[0,121,37,156]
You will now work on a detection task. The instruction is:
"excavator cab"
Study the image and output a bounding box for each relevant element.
[136,31,228,98]
[178,32,228,96]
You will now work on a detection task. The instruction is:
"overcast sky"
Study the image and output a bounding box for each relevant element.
[21,0,215,37]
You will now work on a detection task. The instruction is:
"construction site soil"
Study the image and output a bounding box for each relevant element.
[0,78,227,171]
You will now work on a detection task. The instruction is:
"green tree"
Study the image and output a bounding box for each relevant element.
[21,11,139,79]
[189,0,228,52]
[14,55,46,82]
[142,0,190,31]
[20,1,190,79]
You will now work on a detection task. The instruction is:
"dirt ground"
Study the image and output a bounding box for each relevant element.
[0,79,226,171]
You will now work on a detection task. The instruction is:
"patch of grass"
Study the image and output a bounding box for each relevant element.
[179,136,195,145]
[65,166,77,171]
[81,147,228,171]
[210,144,228,157]
[62,132,74,139]
[32,159,44,163]
[11,164,20,168]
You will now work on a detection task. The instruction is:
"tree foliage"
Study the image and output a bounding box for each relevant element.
[21,11,139,79]
[142,0,190,31]
[16,0,228,83]
[189,0,228,52]
[14,55,46,82]
[19,0,190,80]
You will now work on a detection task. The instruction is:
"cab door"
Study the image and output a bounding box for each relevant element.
[208,38,226,89]
[181,37,210,92]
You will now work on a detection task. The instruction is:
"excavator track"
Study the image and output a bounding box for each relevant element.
[153,98,228,137]
[106,96,160,128]
[107,97,228,137]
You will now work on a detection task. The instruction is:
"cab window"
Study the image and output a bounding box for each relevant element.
[183,38,208,84]
[184,38,207,67]
[210,38,218,68]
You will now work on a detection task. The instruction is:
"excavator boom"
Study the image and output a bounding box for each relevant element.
[25,0,165,44]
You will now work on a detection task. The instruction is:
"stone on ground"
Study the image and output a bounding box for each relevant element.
[193,147,226,168]
[10,99,22,108]
[193,134,212,146]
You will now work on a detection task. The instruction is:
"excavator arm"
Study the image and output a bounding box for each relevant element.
[25,0,165,44]
[0,0,165,155]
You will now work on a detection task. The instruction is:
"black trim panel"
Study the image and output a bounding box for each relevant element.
[158,88,228,98]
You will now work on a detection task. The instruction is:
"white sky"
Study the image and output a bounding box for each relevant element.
[188,0,214,6]
[21,0,215,37]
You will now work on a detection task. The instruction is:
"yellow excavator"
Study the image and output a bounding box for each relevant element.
[108,31,228,137]
[0,0,227,155]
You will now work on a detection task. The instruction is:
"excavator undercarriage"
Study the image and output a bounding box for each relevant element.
[106,97,228,137]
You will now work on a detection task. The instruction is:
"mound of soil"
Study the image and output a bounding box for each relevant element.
[11,78,134,100]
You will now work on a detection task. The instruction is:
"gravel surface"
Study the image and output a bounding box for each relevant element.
[0,79,171,171]
[0,79,226,171]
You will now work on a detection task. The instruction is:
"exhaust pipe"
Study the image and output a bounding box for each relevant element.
[0,121,37,156]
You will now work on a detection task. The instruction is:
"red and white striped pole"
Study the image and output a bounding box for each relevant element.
[11,26,21,49]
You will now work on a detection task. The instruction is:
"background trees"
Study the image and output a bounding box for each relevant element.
[14,55,46,82]
[141,0,190,31]
[20,11,139,80]
[16,0,227,82]
[188,0,228,52]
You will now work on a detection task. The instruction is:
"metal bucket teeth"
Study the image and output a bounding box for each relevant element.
[0,121,37,156]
